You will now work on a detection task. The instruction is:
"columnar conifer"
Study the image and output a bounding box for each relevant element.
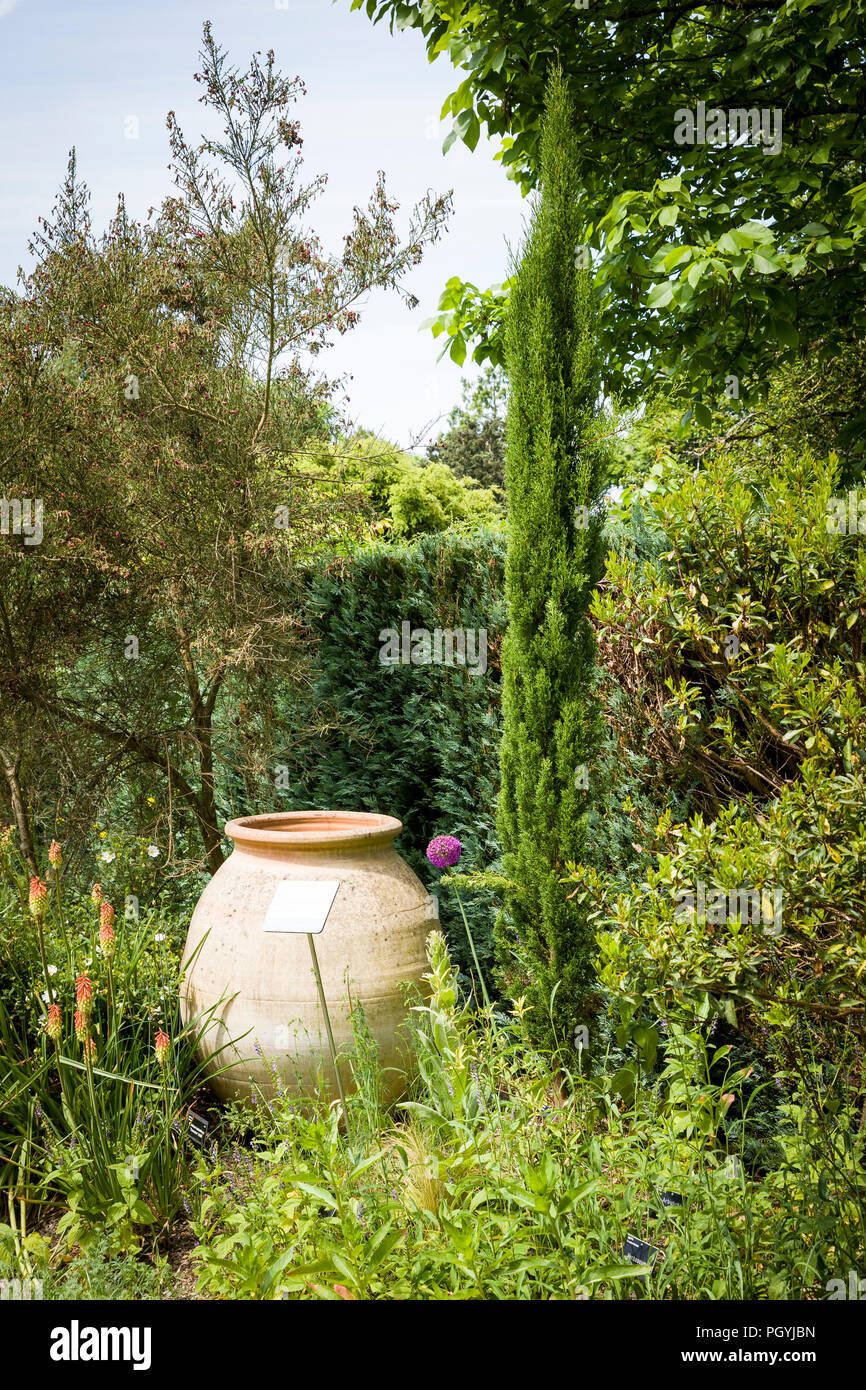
[496,69,606,1055]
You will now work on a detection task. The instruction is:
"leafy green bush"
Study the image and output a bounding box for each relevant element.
[269,527,506,993]
[590,443,866,1054]
[294,432,502,541]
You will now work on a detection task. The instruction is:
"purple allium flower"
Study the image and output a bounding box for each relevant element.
[426,835,462,869]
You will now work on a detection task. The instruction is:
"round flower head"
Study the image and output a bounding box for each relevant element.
[100,901,115,929]
[48,840,62,867]
[155,1030,170,1066]
[45,1003,62,1043]
[91,883,103,905]
[29,877,48,921]
[425,835,462,869]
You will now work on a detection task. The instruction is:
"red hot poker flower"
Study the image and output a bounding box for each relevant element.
[29,877,48,921]
[75,975,93,1014]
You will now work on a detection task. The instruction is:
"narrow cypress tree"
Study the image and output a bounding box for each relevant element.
[496,69,606,1056]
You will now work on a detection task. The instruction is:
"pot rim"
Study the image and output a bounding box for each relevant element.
[224,810,403,852]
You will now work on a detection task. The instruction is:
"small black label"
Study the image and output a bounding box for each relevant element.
[658,1189,683,1208]
[187,1111,210,1147]
[623,1233,658,1268]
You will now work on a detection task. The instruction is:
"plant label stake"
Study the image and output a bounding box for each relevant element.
[658,1189,683,1208]
[622,1233,659,1283]
[187,1112,210,1148]
[649,1188,684,1218]
[262,880,347,1115]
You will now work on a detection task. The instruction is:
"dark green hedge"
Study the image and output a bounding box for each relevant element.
[284,527,506,992]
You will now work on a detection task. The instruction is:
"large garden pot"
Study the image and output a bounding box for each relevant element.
[180,811,436,1105]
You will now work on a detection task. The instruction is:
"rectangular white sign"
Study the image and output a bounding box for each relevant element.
[262,880,340,935]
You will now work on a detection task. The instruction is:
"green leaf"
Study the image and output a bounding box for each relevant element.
[611,1066,636,1102]
[294,1181,338,1206]
[662,245,693,271]
[350,1150,388,1180]
[449,334,467,366]
[582,1262,652,1285]
[367,1228,402,1268]
[752,250,780,274]
[647,281,674,309]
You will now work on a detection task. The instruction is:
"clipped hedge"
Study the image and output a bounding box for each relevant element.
[283,527,506,991]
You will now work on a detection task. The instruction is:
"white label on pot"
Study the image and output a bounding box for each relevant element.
[262,880,340,935]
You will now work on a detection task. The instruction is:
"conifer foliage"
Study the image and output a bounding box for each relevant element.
[496,70,606,1054]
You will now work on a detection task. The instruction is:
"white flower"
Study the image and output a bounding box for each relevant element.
[100,850,116,863]
[41,988,57,1003]
[47,964,58,975]
[147,845,160,858]
[154,933,166,943]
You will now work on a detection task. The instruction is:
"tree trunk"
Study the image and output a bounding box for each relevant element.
[0,745,38,876]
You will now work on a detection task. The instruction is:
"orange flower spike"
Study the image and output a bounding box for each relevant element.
[75,975,94,1016]
[29,877,48,922]
[45,1004,62,1042]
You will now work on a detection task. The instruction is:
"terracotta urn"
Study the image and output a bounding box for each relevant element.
[179,811,436,1104]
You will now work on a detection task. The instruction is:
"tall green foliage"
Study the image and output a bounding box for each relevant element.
[496,72,606,1054]
[255,529,506,992]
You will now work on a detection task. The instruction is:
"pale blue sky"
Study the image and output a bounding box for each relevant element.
[0,0,526,447]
